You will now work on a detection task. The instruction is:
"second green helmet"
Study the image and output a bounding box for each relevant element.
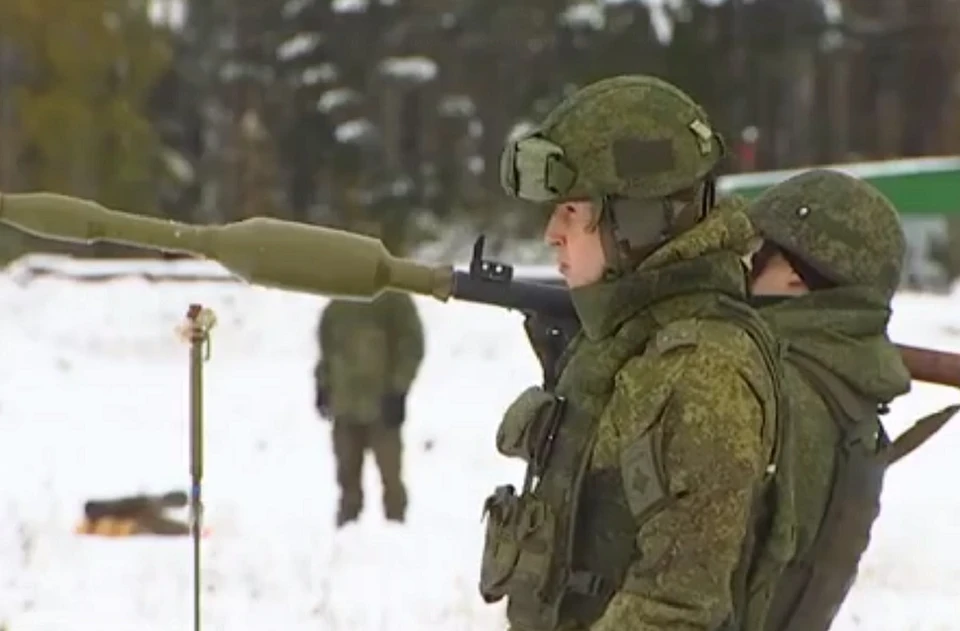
[747,169,906,299]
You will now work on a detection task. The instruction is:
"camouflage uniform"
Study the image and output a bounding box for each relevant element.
[315,277,425,526]
[745,170,912,631]
[479,76,788,631]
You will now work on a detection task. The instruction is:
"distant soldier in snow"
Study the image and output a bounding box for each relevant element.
[313,218,425,528]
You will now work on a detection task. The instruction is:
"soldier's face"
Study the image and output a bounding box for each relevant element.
[544,201,606,288]
[750,250,809,296]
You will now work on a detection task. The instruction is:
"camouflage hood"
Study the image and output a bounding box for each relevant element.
[754,287,911,402]
[570,197,756,340]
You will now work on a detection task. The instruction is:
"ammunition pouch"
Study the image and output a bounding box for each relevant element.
[496,386,565,463]
[478,484,558,604]
[480,385,608,631]
[481,313,708,630]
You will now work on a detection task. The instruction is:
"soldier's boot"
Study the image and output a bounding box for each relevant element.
[370,425,406,523]
[336,485,363,527]
[382,484,407,523]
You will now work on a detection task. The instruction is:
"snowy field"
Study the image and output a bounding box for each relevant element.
[0,257,957,631]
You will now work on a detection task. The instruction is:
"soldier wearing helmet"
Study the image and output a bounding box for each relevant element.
[479,75,788,631]
[746,169,912,631]
[314,216,425,528]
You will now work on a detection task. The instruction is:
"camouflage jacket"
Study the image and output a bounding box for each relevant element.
[315,291,425,424]
[486,200,785,631]
[753,288,911,631]
[758,288,909,558]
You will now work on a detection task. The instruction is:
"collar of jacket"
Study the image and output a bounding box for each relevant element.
[755,286,911,401]
[569,199,758,342]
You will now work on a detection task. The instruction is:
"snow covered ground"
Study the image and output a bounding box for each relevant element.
[0,257,957,631]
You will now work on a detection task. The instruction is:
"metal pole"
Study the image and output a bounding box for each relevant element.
[181,304,217,631]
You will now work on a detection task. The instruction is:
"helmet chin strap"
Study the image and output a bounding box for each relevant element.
[593,176,719,278]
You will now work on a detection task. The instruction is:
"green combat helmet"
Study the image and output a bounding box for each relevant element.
[498,74,727,272]
[748,169,906,299]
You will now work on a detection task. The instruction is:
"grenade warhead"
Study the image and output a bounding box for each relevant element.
[0,191,456,301]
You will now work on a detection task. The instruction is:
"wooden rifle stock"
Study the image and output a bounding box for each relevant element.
[897,344,960,387]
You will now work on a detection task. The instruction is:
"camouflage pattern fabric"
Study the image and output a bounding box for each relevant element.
[503,75,725,203]
[499,200,783,631]
[315,291,425,425]
[581,203,780,631]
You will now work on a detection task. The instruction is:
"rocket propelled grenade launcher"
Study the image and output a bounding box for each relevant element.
[6,190,959,389]
[0,191,577,321]
[2,190,958,462]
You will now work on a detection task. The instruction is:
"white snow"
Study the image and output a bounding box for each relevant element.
[378,57,438,84]
[277,33,323,62]
[301,64,339,86]
[316,87,361,113]
[0,257,958,630]
[438,95,476,118]
[506,121,536,142]
[561,3,606,30]
[334,119,375,143]
[332,0,369,14]
[820,0,843,24]
[160,148,196,185]
[148,0,186,29]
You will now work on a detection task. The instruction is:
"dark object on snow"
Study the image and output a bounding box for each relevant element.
[77,490,192,537]
[84,490,187,520]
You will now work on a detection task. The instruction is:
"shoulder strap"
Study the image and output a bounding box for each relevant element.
[706,295,795,631]
[762,344,885,631]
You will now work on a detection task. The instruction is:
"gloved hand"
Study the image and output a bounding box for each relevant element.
[315,387,330,419]
[381,392,407,428]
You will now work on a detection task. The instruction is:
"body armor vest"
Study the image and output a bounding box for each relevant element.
[480,295,786,631]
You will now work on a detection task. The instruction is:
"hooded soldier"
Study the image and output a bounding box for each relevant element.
[746,169,913,631]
